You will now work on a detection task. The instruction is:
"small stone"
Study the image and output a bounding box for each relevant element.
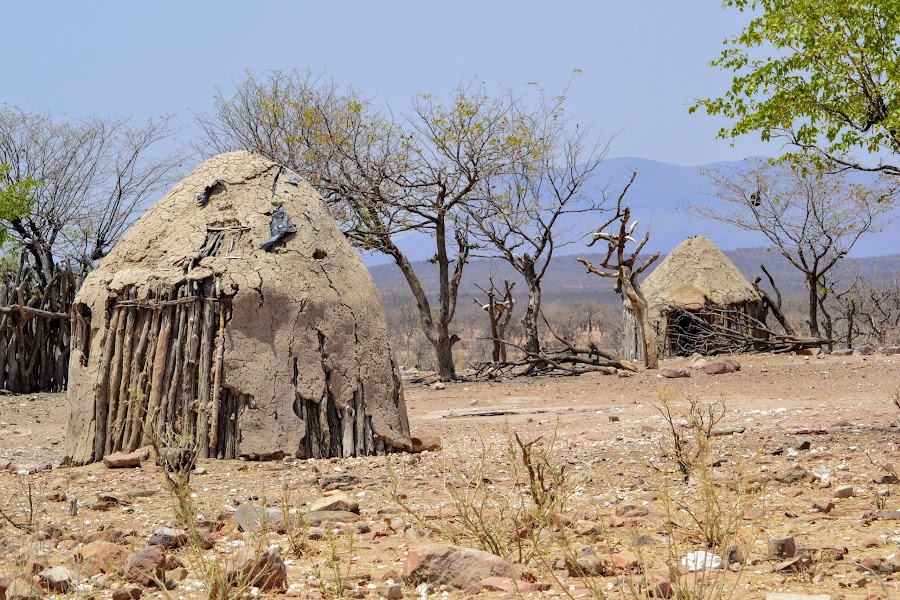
[566,545,609,576]
[221,545,287,591]
[102,451,142,468]
[765,594,832,600]
[831,348,853,356]
[125,545,167,586]
[409,433,441,453]
[702,362,733,375]
[375,584,403,599]
[319,474,361,489]
[812,501,834,513]
[403,543,519,589]
[768,536,796,559]
[302,510,361,526]
[234,504,285,532]
[430,382,446,390]
[38,567,73,593]
[308,491,359,514]
[4,579,43,600]
[649,575,673,598]
[111,586,143,600]
[853,344,876,356]
[608,415,620,422]
[659,368,690,379]
[861,536,880,548]
[796,348,821,356]
[834,485,855,499]
[795,439,811,451]
[148,527,186,549]
[776,466,810,484]
[73,540,134,577]
[873,473,899,484]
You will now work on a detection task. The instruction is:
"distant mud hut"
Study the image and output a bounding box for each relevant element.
[65,151,410,465]
[623,236,766,359]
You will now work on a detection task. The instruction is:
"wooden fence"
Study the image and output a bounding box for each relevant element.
[0,265,76,393]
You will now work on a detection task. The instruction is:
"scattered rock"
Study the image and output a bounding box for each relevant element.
[221,545,287,592]
[873,473,899,484]
[308,491,359,514]
[409,434,441,453]
[795,439,811,451]
[102,451,142,468]
[111,586,143,600]
[234,504,285,532]
[473,577,550,594]
[834,485,855,498]
[831,348,853,356]
[148,527,186,549]
[702,362,735,375]
[686,354,710,369]
[38,566,73,593]
[649,575,673,598]
[74,540,134,577]
[303,510,361,526]
[125,545,167,586]
[608,415,620,422]
[660,368,691,379]
[796,348,821,356]
[403,543,520,589]
[881,346,900,355]
[374,584,403,599]
[566,545,609,576]
[861,536,880,548]
[680,551,722,572]
[4,579,43,600]
[768,536,796,559]
[853,344,876,356]
[776,466,810,484]
[319,474,361,490]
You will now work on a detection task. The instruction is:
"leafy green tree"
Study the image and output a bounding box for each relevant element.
[692,0,900,174]
[0,163,38,246]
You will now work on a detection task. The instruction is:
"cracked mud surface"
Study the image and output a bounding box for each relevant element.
[1,351,899,599]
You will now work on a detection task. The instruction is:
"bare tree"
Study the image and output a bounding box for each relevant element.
[0,107,184,284]
[468,88,610,355]
[697,158,896,338]
[194,70,528,380]
[474,279,516,364]
[577,172,660,368]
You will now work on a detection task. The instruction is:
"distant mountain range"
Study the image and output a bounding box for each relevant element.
[368,247,900,309]
[361,156,900,267]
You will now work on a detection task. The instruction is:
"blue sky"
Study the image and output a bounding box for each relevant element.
[4,1,773,166]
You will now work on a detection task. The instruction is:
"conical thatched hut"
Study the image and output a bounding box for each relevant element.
[623,236,766,359]
[64,151,410,465]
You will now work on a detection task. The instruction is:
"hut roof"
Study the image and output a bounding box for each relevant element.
[641,235,761,310]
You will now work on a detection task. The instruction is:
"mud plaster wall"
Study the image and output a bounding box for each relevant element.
[64,151,410,464]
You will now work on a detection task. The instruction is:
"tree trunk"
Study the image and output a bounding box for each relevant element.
[382,234,457,381]
[624,268,658,369]
[807,274,820,338]
[521,267,541,355]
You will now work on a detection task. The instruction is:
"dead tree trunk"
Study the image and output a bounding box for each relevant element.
[577,172,660,369]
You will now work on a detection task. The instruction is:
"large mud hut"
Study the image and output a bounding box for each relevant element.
[623,235,766,360]
[64,151,410,465]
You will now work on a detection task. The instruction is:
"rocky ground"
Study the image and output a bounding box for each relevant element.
[1,350,899,600]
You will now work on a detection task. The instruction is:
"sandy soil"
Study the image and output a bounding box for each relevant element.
[1,352,899,599]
